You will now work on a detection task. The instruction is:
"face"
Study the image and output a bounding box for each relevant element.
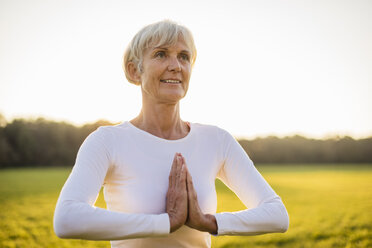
[137,37,192,104]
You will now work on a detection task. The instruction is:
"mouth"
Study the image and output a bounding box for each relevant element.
[160,79,182,84]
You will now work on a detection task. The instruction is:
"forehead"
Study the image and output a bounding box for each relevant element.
[147,35,192,53]
[156,40,190,52]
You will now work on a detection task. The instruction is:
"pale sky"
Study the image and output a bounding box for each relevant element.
[1,0,371,139]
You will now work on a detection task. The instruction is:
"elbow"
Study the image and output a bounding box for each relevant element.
[54,222,69,239]
[53,201,80,239]
[54,216,69,239]
[273,202,289,233]
[261,198,289,233]
[54,210,74,239]
[276,215,289,233]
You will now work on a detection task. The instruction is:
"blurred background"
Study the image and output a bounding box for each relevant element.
[0,0,371,247]
[1,0,371,138]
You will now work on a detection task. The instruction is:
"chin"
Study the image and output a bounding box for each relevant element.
[162,95,185,104]
[161,90,186,102]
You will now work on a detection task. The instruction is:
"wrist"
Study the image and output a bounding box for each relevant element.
[202,214,218,235]
[168,213,183,233]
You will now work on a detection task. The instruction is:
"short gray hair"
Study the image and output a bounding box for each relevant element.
[123,20,197,85]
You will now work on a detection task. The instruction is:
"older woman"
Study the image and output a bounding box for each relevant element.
[54,20,289,248]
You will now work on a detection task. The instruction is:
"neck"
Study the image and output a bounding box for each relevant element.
[130,96,189,140]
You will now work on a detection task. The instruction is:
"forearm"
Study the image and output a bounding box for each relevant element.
[54,199,170,240]
[214,197,289,236]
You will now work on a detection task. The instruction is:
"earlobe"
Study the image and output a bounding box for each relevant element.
[126,62,141,84]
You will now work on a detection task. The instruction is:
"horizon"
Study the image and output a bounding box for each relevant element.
[1,112,371,140]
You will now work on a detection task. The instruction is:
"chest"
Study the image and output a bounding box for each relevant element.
[103,140,222,214]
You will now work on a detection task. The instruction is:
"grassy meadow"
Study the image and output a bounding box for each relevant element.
[0,165,371,248]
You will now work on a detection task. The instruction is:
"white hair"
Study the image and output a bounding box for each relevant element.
[123,20,197,85]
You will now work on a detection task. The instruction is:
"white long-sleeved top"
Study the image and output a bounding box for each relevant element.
[54,121,289,247]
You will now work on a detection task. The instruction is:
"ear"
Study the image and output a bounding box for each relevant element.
[126,62,141,85]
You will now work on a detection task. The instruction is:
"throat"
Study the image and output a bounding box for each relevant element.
[130,118,190,140]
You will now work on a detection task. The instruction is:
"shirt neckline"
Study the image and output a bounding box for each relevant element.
[125,121,194,143]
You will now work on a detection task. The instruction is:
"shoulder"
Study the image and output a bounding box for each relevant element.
[91,121,131,136]
[191,122,234,142]
[84,122,132,145]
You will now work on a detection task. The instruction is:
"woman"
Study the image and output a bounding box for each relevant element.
[54,20,289,248]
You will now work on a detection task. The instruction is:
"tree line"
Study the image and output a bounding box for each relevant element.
[0,115,371,168]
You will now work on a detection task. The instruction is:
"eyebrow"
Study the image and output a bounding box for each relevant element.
[153,46,191,54]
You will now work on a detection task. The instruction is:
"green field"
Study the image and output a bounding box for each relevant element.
[0,165,371,248]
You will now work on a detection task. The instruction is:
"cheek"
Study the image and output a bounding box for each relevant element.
[140,67,158,84]
[182,65,191,77]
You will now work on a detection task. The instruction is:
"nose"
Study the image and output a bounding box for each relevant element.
[167,56,181,72]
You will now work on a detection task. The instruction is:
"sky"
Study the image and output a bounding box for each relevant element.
[0,0,371,139]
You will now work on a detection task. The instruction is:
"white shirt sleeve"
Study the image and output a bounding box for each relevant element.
[53,127,170,240]
[214,130,289,236]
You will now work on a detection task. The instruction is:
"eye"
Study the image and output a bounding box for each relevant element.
[179,53,190,62]
[154,51,166,58]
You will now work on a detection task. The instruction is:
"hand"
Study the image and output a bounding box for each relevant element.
[184,161,218,235]
[166,153,188,233]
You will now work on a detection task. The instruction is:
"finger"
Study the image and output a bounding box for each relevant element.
[169,153,177,187]
[186,168,193,185]
[180,155,188,173]
[178,154,186,173]
[169,153,179,188]
[186,170,192,195]
[180,156,188,183]
[177,153,183,170]
[174,155,183,188]
[186,172,194,203]
[186,171,197,201]
[170,153,179,175]
[180,161,187,182]
[179,163,187,191]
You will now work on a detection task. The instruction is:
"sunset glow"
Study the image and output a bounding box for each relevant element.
[1,0,371,139]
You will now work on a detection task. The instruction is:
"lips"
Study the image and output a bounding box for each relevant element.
[160,79,182,84]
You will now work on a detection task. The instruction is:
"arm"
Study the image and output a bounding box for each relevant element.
[214,130,289,235]
[53,127,170,240]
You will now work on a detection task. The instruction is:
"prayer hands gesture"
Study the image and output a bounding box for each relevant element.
[166,153,217,234]
[166,153,188,232]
